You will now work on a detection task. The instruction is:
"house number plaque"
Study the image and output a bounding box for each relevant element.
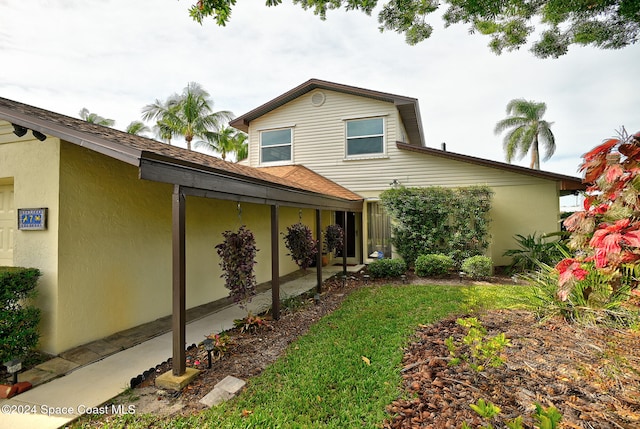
[18,208,48,230]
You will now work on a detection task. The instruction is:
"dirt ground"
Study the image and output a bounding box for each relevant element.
[84,272,640,428]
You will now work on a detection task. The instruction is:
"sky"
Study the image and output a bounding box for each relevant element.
[1,0,639,184]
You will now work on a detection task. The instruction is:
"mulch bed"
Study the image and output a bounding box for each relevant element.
[385,309,640,428]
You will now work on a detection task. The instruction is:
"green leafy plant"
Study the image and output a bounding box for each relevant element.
[380,186,492,266]
[461,255,494,280]
[533,402,563,429]
[324,224,344,254]
[503,233,567,273]
[445,317,511,372]
[527,257,639,326]
[505,416,524,429]
[234,314,269,334]
[466,399,562,429]
[0,267,41,364]
[283,222,318,270]
[367,258,407,279]
[414,253,454,277]
[215,225,258,310]
[470,398,501,420]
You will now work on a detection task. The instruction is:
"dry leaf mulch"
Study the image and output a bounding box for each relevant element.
[385,309,640,429]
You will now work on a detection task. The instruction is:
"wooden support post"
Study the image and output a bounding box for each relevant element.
[172,185,186,376]
[342,211,348,277]
[315,209,322,293]
[271,205,280,320]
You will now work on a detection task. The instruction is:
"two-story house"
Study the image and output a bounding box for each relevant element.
[231,79,585,266]
[0,79,583,360]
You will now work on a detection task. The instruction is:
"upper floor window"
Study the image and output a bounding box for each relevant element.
[261,128,292,164]
[346,117,384,157]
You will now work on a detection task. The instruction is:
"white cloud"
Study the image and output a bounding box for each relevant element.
[1,0,638,173]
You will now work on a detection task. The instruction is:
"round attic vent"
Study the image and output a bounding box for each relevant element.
[311,91,326,107]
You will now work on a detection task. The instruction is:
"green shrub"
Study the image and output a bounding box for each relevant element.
[380,186,492,266]
[461,256,493,279]
[0,267,41,363]
[367,258,407,279]
[414,253,454,277]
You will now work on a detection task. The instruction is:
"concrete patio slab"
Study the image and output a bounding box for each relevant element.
[35,358,80,375]
[215,375,245,395]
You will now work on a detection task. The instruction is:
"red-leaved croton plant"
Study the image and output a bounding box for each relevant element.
[557,129,640,301]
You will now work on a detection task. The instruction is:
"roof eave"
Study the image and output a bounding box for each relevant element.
[139,153,363,211]
[0,105,142,166]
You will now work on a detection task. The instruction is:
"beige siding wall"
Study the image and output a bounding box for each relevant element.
[248,90,403,171]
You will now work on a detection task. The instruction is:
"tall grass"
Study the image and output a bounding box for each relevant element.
[75,284,532,429]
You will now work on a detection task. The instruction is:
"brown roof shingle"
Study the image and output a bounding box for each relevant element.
[258,165,362,201]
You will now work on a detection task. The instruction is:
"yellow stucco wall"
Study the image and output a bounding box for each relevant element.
[0,126,61,354]
[2,125,342,354]
[56,142,174,352]
[55,143,319,352]
[489,182,560,266]
[53,142,323,353]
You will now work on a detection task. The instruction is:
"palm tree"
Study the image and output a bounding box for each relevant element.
[233,133,248,162]
[195,127,247,161]
[494,99,555,170]
[125,121,151,136]
[143,83,233,150]
[79,108,115,127]
[141,96,181,144]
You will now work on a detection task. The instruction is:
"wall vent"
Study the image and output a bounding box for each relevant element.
[311,91,326,107]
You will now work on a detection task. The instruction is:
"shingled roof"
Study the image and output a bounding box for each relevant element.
[258,165,363,201]
[0,97,363,210]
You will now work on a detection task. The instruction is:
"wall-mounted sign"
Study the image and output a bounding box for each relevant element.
[18,208,48,230]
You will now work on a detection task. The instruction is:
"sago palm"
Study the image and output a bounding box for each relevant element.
[494,99,555,170]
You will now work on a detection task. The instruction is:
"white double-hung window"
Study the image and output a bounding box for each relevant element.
[260,128,292,164]
[346,117,384,157]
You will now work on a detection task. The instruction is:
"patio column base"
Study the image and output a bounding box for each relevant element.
[155,367,200,391]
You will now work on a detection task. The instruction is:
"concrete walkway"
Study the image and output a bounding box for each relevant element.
[0,266,354,429]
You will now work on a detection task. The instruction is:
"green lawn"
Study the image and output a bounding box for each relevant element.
[79,284,533,429]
